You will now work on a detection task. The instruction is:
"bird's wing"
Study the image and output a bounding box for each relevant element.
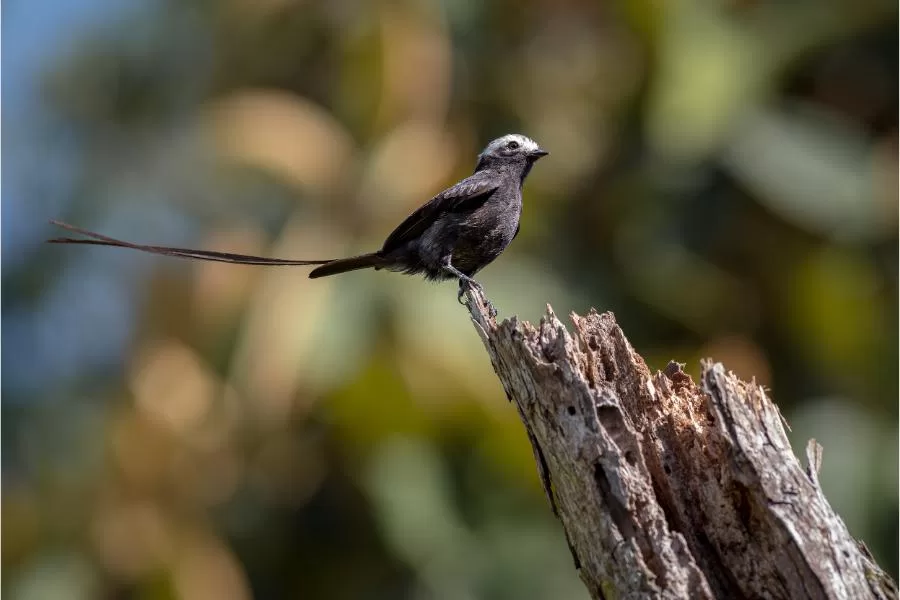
[382,174,499,253]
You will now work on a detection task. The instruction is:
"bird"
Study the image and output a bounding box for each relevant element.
[47,133,548,308]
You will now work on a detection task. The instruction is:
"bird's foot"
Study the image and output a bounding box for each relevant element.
[457,278,483,303]
[457,280,496,317]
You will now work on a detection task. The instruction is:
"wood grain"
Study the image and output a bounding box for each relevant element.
[464,288,896,600]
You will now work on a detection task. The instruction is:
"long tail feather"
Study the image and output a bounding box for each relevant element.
[47,220,331,266]
[308,253,386,278]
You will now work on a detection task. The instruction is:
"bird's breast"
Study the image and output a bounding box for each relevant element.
[448,197,521,273]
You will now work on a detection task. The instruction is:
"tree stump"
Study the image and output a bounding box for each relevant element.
[464,289,896,600]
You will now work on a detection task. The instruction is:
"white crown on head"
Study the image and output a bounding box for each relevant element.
[482,134,541,156]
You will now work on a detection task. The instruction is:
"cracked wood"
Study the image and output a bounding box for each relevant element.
[464,288,896,600]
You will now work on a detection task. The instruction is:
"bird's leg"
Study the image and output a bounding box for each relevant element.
[442,259,481,299]
[441,258,479,291]
[443,258,496,317]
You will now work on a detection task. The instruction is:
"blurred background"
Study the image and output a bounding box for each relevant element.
[2,0,897,598]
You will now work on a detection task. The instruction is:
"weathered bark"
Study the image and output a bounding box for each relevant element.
[465,289,896,600]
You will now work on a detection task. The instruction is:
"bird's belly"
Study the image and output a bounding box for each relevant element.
[451,215,518,274]
[411,203,520,279]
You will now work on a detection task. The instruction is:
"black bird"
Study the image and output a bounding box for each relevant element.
[48,134,548,305]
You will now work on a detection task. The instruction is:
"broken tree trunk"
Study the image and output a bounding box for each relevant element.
[464,289,896,600]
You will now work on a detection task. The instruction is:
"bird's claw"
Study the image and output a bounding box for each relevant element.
[457,279,482,303]
[457,280,496,317]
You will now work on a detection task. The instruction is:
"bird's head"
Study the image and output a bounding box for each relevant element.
[476,134,548,173]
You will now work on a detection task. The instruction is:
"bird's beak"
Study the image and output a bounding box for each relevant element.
[529,148,549,159]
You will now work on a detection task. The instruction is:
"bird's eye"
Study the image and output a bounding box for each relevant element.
[506,140,520,149]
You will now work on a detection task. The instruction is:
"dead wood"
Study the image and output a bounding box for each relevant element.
[464,288,896,600]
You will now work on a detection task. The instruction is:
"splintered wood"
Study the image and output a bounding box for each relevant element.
[464,288,896,600]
